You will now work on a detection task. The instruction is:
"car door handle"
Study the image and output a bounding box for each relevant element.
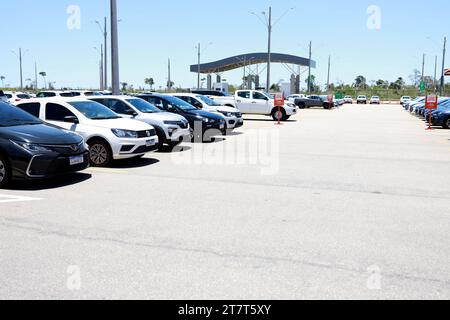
[237,100,241,103]
[252,101,257,104]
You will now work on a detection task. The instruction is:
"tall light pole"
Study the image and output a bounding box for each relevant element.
[251,7,294,92]
[96,17,108,90]
[440,36,447,96]
[326,55,331,93]
[34,62,38,90]
[110,0,120,95]
[421,53,426,83]
[434,55,438,93]
[197,43,201,89]
[266,7,272,92]
[308,41,312,94]
[12,48,24,90]
[94,46,104,90]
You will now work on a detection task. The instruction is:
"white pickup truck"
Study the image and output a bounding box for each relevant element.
[208,90,297,121]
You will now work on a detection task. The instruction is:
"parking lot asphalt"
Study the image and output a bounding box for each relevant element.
[1,104,449,300]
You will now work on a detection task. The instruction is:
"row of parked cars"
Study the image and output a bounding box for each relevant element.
[402,96,450,129]
[0,89,298,187]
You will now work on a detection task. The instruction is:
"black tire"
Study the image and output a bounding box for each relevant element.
[0,154,11,188]
[272,108,286,121]
[444,117,450,129]
[156,132,165,149]
[88,139,112,167]
[298,102,306,109]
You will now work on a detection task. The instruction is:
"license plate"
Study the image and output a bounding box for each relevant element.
[146,139,155,147]
[69,155,84,166]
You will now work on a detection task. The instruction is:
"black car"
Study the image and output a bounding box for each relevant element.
[136,94,226,141]
[0,102,89,187]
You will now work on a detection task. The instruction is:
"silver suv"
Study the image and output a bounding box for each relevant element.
[88,96,192,149]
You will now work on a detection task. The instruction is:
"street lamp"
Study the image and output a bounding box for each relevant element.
[94,46,104,90]
[11,48,28,90]
[195,42,212,89]
[110,0,120,95]
[95,17,108,90]
[251,7,294,91]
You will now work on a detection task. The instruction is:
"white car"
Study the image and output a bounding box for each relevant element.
[370,96,381,104]
[88,95,192,148]
[71,90,104,97]
[356,95,367,104]
[170,93,244,131]
[3,91,32,103]
[36,91,77,98]
[344,96,353,104]
[400,96,412,105]
[15,98,159,166]
[235,90,297,121]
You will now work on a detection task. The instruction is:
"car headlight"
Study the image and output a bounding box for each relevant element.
[11,141,53,153]
[220,111,234,117]
[202,117,212,123]
[111,129,138,138]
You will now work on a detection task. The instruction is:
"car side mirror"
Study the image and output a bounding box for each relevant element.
[64,116,79,124]
[126,109,138,116]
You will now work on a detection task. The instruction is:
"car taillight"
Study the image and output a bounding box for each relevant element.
[15,99,21,102]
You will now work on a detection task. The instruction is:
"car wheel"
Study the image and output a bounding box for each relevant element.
[272,108,286,121]
[0,154,11,188]
[88,140,112,167]
[299,103,306,109]
[444,117,450,129]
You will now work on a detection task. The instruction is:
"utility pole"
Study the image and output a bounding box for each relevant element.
[434,55,438,93]
[327,55,331,93]
[100,44,104,90]
[308,41,312,94]
[168,58,171,91]
[266,6,272,92]
[440,36,447,96]
[197,43,201,89]
[34,62,38,90]
[110,0,120,95]
[421,53,426,83]
[104,16,108,90]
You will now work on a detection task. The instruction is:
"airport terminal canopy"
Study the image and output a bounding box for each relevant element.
[190,52,316,74]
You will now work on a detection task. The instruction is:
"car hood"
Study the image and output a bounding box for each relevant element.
[203,105,240,113]
[85,118,153,130]
[0,124,82,144]
[136,112,187,122]
[185,109,224,120]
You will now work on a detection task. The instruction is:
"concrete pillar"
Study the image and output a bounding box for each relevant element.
[290,74,296,95]
[296,75,300,94]
[255,75,260,89]
[216,74,221,84]
[207,74,212,90]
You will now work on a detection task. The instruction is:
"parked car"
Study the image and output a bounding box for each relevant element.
[344,96,353,104]
[0,90,8,103]
[88,95,191,149]
[357,95,367,104]
[293,95,332,109]
[15,98,158,167]
[287,94,306,102]
[71,90,104,97]
[169,93,244,131]
[400,96,412,105]
[36,91,76,98]
[0,101,89,187]
[207,90,297,121]
[191,90,232,97]
[136,93,226,142]
[3,91,33,103]
[370,96,381,104]
[431,102,450,129]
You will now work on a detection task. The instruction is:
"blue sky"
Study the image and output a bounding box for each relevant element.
[1,0,449,90]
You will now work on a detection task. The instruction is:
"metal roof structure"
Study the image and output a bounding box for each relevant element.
[190,52,316,74]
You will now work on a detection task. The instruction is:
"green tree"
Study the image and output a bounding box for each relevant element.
[354,75,367,89]
[144,78,154,91]
[39,72,47,89]
[120,82,128,91]
[409,69,421,86]
[0,75,5,87]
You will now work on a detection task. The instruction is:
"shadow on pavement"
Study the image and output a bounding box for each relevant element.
[6,173,92,191]
[110,157,160,169]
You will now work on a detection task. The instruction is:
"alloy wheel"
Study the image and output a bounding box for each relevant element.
[89,144,108,165]
[0,159,5,183]
[446,118,450,129]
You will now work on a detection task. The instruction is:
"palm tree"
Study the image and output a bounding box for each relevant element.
[144,78,154,91]
[0,76,5,88]
[39,72,47,89]
[120,82,128,92]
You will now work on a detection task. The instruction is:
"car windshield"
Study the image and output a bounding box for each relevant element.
[126,99,161,113]
[163,96,198,111]
[0,103,43,127]
[68,101,121,120]
[197,95,221,106]
[264,92,274,99]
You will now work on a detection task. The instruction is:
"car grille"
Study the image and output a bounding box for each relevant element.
[41,142,84,155]
[137,129,156,138]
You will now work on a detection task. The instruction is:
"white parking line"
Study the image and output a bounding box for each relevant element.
[0,194,42,204]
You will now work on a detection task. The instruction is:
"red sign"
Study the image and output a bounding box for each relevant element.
[274,93,284,107]
[426,94,438,109]
[327,95,334,103]
[444,69,450,76]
